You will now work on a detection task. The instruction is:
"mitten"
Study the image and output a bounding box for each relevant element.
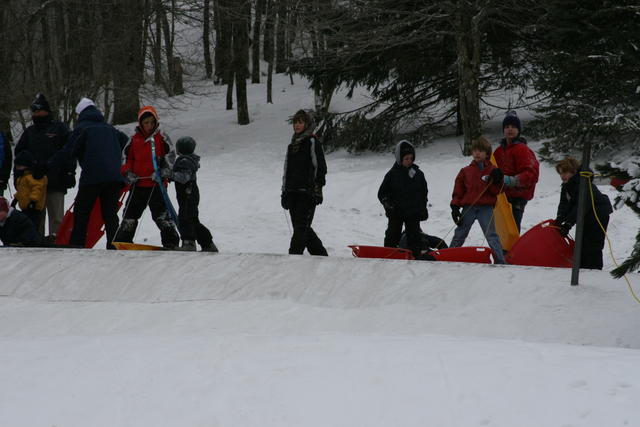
[450,204,462,225]
[489,168,504,184]
[281,193,289,210]
[314,185,323,205]
[124,170,139,184]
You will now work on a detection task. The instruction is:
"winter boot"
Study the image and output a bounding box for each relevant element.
[114,219,138,243]
[178,240,197,251]
[201,242,218,253]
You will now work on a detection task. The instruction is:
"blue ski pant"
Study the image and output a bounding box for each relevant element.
[450,205,505,264]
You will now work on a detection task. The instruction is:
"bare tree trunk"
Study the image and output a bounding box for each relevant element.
[153,1,163,85]
[226,72,234,110]
[235,1,251,124]
[265,0,275,103]
[203,0,213,79]
[215,0,232,86]
[251,0,264,83]
[275,0,287,73]
[455,1,482,155]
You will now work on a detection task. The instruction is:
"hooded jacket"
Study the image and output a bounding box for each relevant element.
[378,141,429,220]
[282,127,327,194]
[556,167,613,226]
[121,106,175,188]
[492,136,539,200]
[451,160,501,207]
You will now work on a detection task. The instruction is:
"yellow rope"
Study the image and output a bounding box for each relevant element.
[580,170,640,304]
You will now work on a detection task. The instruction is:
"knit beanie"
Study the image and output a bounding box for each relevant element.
[30,93,51,113]
[502,110,522,133]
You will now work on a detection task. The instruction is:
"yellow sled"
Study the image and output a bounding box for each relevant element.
[112,241,164,251]
[490,154,520,251]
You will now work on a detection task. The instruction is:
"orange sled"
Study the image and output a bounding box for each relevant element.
[506,219,574,268]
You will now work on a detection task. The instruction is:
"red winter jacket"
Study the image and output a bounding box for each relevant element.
[451,160,502,207]
[492,137,539,201]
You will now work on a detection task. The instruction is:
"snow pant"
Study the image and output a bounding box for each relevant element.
[38,190,65,237]
[176,185,215,249]
[579,212,610,270]
[287,192,327,256]
[449,205,506,264]
[507,197,528,232]
[114,184,180,249]
[70,182,121,249]
[384,218,421,259]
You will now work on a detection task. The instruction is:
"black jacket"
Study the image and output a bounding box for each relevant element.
[0,209,42,246]
[282,132,327,194]
[556,168,613,226]
[172,153,200,200]
[378,162,429,220]
[0,131,11,185]
[54,106,128,186]
[15,116,73,192]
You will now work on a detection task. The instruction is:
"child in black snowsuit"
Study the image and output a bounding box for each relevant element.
[378,140,429,259]
[281,109,328,256]
[555,157,613,270]
[171,136,217,252]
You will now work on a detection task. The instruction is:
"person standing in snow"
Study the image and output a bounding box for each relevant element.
[0,131,12,197]
[449,137,506,264]
[169,136,217,252]
[114,106,180,249]
[0,196,42,247]
[492,111,539,231]
[377,140,429,259]
[51,98,129,249]
[554,157,612,270]
[281,109,328,256]
[14,94,75,239]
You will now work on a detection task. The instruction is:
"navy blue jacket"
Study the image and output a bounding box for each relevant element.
[54,107,128,186]
[0,209,42,246]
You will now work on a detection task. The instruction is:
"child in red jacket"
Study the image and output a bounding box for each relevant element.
[115,106,179,248]
[450,137,505,264]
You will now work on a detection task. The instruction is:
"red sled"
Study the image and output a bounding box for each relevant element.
[428,246,493,264]
[349,245,413,260]
[349,244,494,264]
[56,187,129,248]
[506,219,574,268]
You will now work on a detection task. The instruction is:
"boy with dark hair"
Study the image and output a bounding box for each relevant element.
[281,109,328,256]
[171,136,218,252]
[13,150,48,230]
[378,140,429,259]
[555,157,612,270]
[449,136,505,264]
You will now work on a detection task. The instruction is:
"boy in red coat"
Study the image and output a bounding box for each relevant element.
[450,137,506,264]
[115,106,179,248]
[492,110,539,231]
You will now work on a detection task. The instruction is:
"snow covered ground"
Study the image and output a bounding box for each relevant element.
[1,72,639,426]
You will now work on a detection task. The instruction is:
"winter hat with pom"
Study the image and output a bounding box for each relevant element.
[75,97,96,115]
[30,93,51,113]
[502,110,522,133]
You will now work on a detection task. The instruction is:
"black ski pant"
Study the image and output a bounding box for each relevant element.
[114,184,179,248]
[384,218,421,258]
[176,184,214,248]
[287,192,327,256]
[579,212,609,270]
[70,182,121,249]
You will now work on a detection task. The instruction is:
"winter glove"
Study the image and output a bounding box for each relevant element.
[381,198,395,215]
[124,170,139,184]
[450,204,462,225]
[489,168,504,185]
[32,163,47,180]
[314,185,323,205]
[160,167,173,180]
[503,175,519,187]
[281,193,289,210]
[558,222,572,237]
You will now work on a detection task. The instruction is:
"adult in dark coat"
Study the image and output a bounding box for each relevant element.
[555,157,613,270]
[378,140,429,258]
[281,109,328,256]
[0,131,12,196]
[52,98,128,249]
[0,197,42,246]
[14,94,74,237]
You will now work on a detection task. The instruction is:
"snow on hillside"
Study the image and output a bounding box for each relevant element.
[1,72,639,426]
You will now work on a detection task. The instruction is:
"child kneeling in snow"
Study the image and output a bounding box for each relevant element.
[378,140,429,259]
[449,136,505,264]
[171,137,218,252]
[0,196,42,246]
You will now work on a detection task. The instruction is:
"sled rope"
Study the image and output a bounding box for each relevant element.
[437,181,493,248]
[580,171,640,304]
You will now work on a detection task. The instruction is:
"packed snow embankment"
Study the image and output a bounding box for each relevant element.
[1,248,637,348]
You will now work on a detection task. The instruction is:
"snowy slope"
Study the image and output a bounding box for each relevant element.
[1,72,639,426]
